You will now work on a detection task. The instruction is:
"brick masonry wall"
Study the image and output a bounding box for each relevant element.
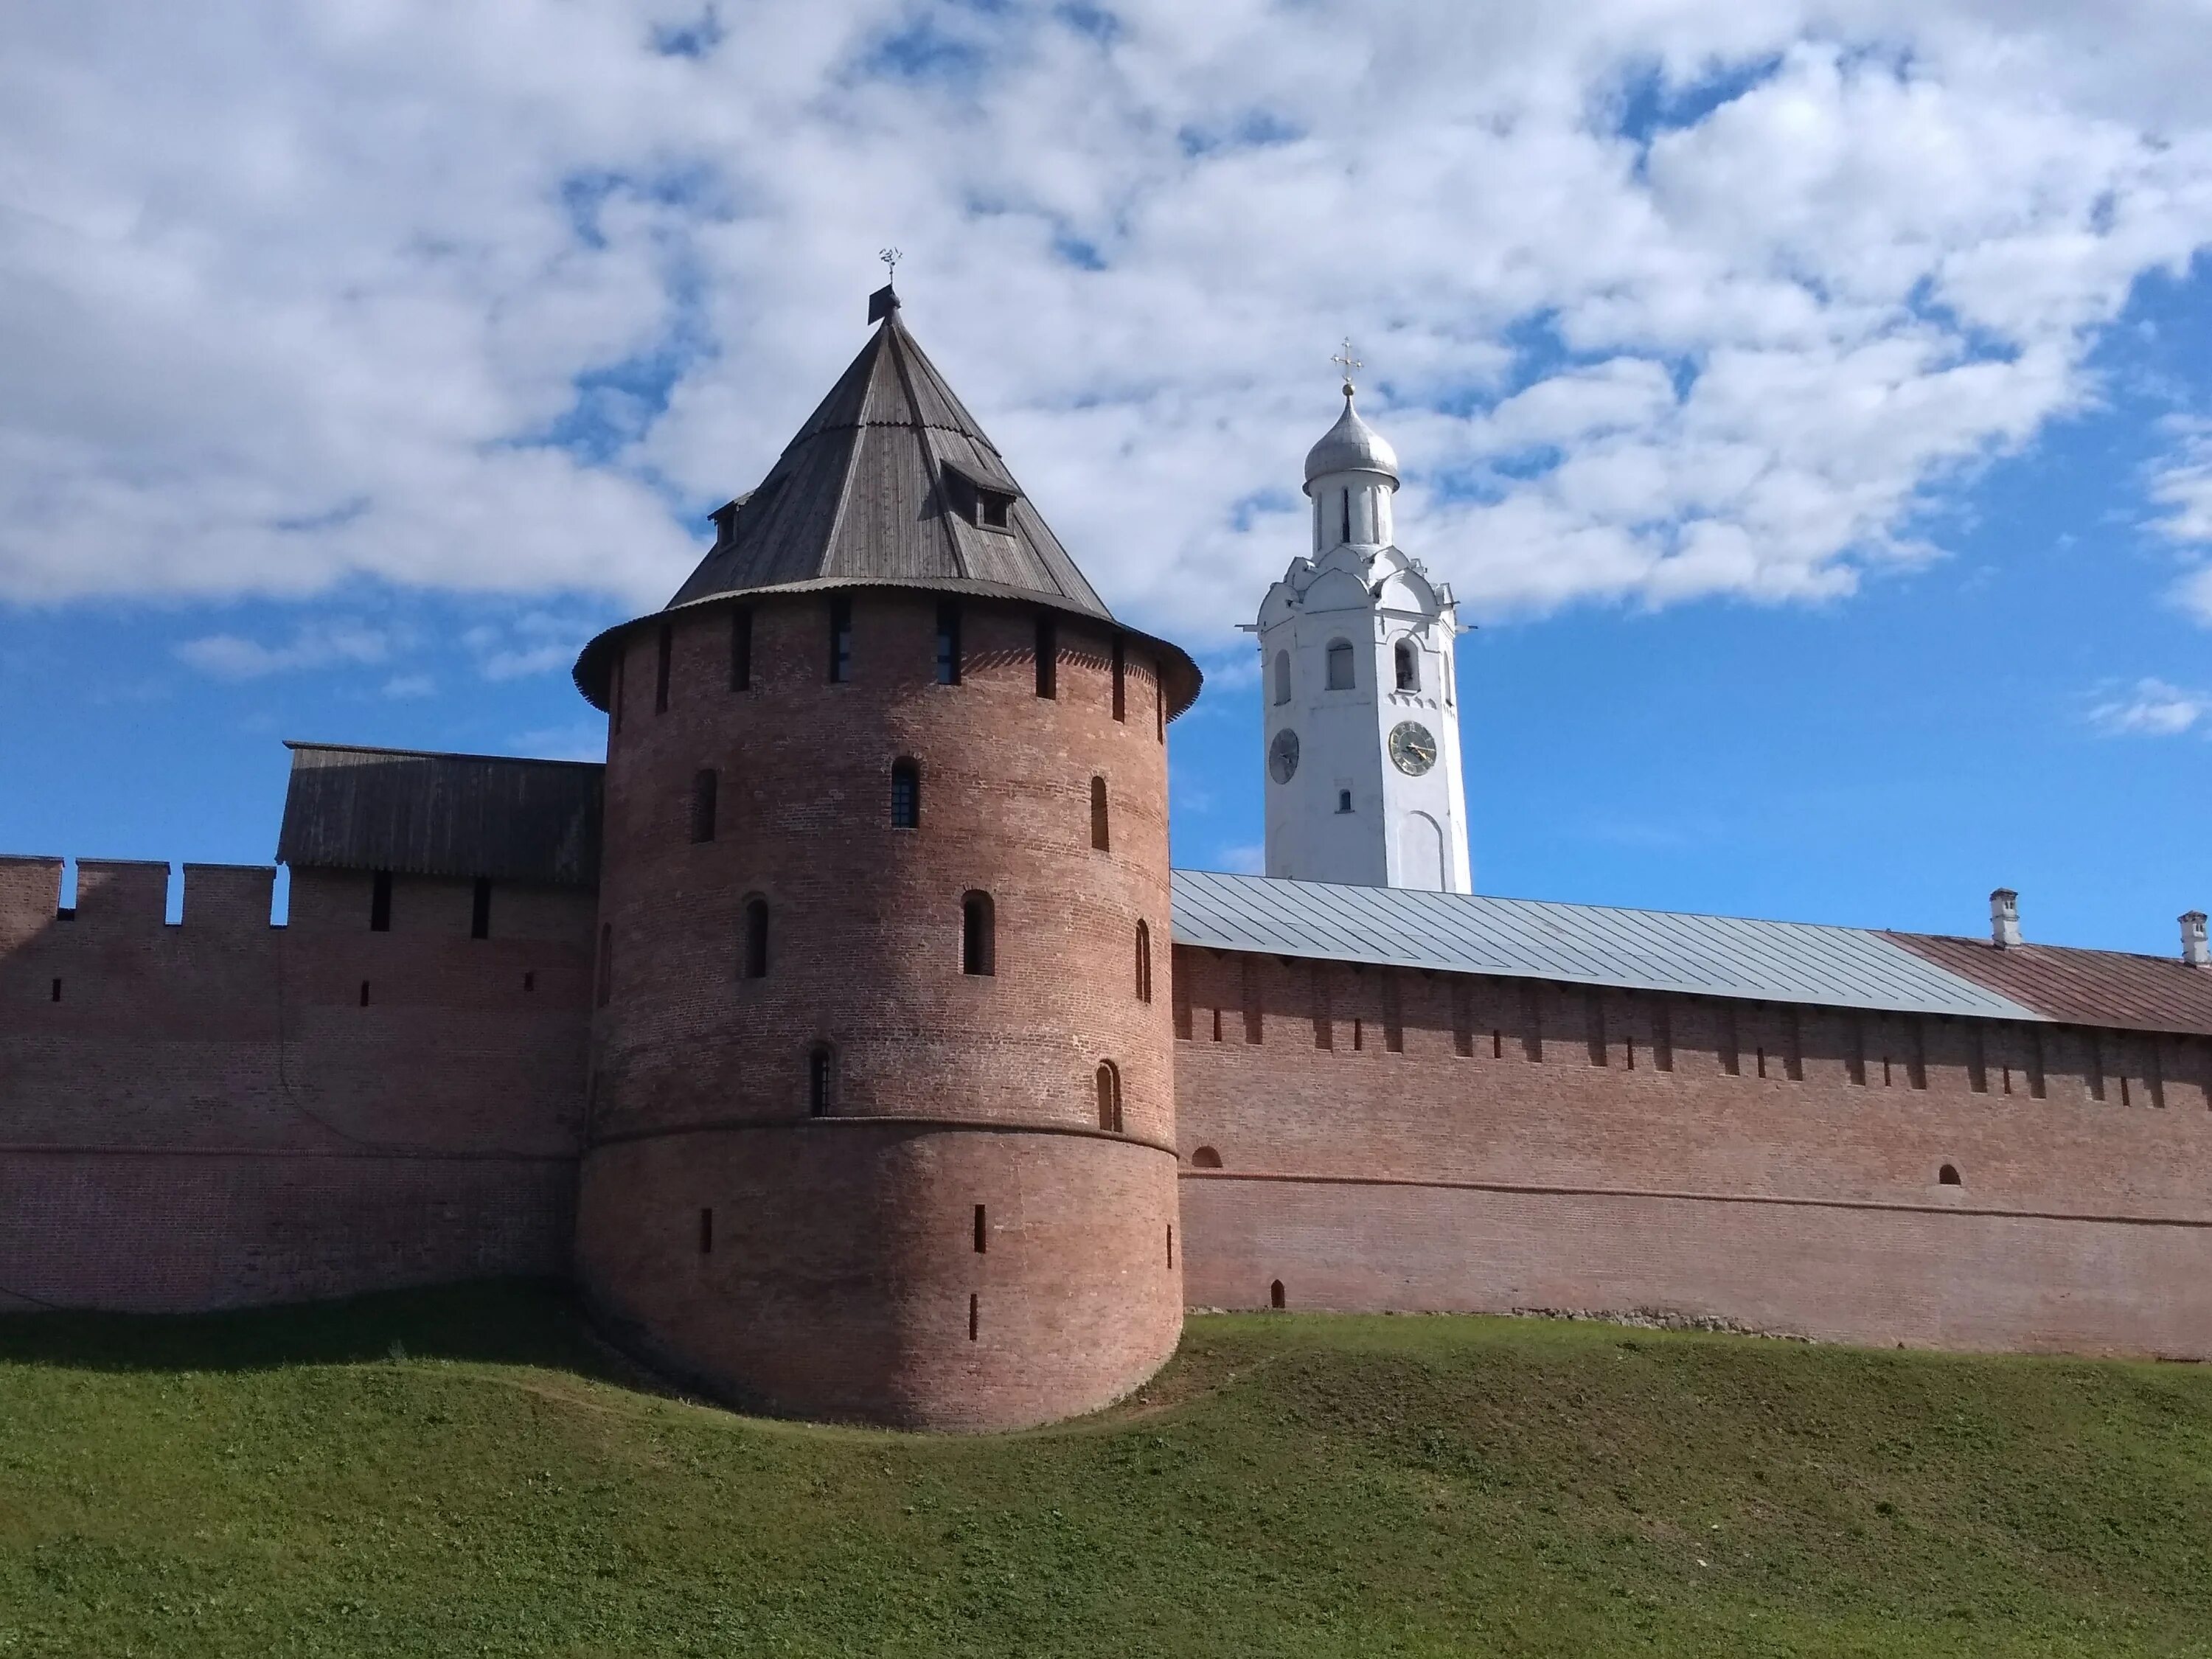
[579,588,1181,1429]
[578,1121,1180,1430]
[1173,945,2212,1356]
[0,855,591,1310]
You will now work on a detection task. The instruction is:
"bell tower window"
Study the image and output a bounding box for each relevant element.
[1326,639,1354,691]
[1394,639,1419,692]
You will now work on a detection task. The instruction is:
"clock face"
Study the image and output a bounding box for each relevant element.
[1388,720,1437,776]
[1268,727,1301,784]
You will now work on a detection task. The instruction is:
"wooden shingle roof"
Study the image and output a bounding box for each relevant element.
[276,742,603,888]
[574,286,1200,717]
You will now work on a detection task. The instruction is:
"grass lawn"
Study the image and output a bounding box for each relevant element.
[1,1281,2209,1656]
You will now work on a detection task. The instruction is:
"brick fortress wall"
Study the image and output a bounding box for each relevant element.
[1172,945,2212,1357]
[574,588,1183,1430]
[0,854,591,1312]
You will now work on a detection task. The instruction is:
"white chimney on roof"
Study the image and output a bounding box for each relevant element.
[2183,911,2209,968]
[1990,888,2021,949]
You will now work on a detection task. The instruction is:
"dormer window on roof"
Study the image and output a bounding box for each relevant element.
[942,461,1017,534]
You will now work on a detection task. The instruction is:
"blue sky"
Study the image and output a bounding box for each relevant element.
[3,3,2209,953]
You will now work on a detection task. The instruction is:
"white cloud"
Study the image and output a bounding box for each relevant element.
[2087,677,2210,737]
[175,623,392,680]
[6,4,2212,647]
[382,672,437,699]
[2147,417,2212,622]
[462,611,599,681]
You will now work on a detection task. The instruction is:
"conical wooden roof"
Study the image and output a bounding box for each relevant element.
[667,289,1110,615]
[575,287,1200,717]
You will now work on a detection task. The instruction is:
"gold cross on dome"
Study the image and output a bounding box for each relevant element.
[1332,338,1362,394]
[879,246,902,282]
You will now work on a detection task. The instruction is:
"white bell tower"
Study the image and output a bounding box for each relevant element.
[1256,351,1472,892]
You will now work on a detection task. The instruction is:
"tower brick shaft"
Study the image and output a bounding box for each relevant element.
[568,293,1200,1429]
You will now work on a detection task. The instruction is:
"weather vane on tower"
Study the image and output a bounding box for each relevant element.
[879,246,902,285]
[1332,338,1362,397]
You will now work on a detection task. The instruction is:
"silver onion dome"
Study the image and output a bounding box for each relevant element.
[1302,391,1399,487]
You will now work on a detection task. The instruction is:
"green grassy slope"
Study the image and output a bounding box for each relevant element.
[2,1284,2209,1658]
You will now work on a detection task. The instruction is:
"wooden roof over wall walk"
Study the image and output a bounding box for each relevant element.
[276,742,603,888]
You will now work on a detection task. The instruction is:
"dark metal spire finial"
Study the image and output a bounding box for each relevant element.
[869,246,903,323]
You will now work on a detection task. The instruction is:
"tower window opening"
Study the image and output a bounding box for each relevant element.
[808,1045,833,1116]
[1167,1225,1175,1268]
[1938,1164,1962,1186]
[358,980,369,1007]
[690,768,719,844]
[979,487,1013,529]
[699,1207,714,1255]
[1096,1060,1123,1133]
[828,595,852,683]
[730,605,753,692]
[1034,616,1057,698]
[741,897,769,980]
[470,877,492,940]
[1272,650,1291,706]
[1336,789,1353,814]
[1326,639,1354,690]
[597,924,612,1006]
[936,599,962,685]
[1111,636,1127,721]
[961,891,995,976]
[1340,487,1351,545]
[1135,919,1153,1003]
[1090,776,1110,851]
[1192,1146,1222,1168]
[523,970,535,992]
[891,759,921,830]
[1394,639,1419,692]
[369,869,392,933]
[973,1204,987,1253]
[969,1292,979,1341]
[655,623,672,713]
[1155,675,1164,743]
[1270,1279,1286,1310]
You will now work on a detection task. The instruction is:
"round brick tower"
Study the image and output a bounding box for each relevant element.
[569,285,1201,1430]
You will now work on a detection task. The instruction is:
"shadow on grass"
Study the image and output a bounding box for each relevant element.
[0,1278,628,1380]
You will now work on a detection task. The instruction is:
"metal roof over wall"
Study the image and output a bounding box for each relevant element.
[1170,868,2049,1023]
[276,742,603,888]
[1896,931,2212,1037]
